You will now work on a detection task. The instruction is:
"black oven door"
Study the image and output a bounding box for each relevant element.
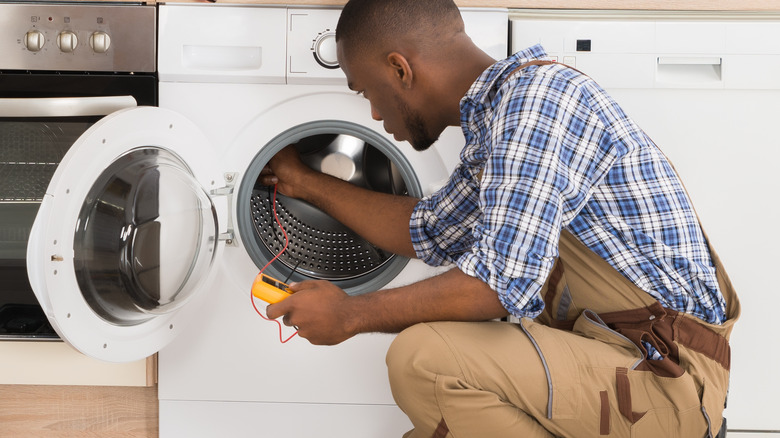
[0,72,157,340]
[0,94,139,340]
[27,106,222,362]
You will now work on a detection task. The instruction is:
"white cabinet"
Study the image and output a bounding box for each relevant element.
[512,10,780,433]
[0,342,152,386]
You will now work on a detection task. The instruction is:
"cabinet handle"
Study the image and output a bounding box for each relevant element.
[0,95,137,117]
[657,56,722,66]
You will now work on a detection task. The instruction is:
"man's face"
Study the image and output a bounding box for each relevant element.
[338,44,439,151]
[392,94,439,151]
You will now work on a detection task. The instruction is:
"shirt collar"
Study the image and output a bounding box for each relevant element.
[460,44,550,112]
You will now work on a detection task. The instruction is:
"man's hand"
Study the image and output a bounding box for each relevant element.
[259,145,314,200]
[265,280,356,346]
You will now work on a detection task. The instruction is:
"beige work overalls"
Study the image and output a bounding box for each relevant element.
[387,230,739,438]
[386,62,740,438]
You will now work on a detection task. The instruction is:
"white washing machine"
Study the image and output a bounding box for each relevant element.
[26,4,508,437]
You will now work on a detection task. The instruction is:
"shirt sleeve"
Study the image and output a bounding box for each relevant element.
[410,165,482,267]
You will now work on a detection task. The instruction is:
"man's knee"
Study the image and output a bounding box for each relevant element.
[386,323,460,396]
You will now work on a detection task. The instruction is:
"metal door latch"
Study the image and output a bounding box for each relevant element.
[210,172,238,246]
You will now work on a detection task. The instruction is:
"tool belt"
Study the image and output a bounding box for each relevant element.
[547,300,730,378]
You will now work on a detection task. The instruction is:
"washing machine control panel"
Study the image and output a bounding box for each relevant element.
[288,8,346,85]
[3,2,155,72]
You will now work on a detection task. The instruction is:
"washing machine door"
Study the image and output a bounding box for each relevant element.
[27,107,223,363]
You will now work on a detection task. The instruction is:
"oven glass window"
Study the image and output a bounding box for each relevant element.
[0,119,89,202]
[73,147,218,326]
[0,117,94,338]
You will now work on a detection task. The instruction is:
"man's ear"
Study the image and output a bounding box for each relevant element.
[386,52,413,89]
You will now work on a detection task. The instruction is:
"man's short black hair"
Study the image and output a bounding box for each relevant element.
[336,0,463,59]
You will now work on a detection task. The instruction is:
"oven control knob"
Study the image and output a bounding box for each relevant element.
[57,31,78,53]
[24,30,45,52]
[312,30,339,69]
[89,31,111,53]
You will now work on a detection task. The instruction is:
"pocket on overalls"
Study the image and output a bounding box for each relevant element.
[628,372,708,438]
[572,310,644,363]
[521,311,645,421]
[573,310,708,437]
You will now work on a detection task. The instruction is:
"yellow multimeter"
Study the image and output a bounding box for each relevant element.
[251,273,294,304]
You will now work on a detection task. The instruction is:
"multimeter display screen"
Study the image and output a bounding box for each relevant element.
[262,276,287,290]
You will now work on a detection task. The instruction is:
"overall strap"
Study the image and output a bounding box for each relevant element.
[505,59,556,79]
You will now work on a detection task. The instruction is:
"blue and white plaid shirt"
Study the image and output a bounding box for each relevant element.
[410,45,727,325]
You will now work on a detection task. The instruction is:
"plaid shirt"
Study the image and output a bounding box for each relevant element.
[410,45,726,325]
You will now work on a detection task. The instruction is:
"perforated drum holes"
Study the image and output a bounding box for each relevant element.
[251,190,391,280]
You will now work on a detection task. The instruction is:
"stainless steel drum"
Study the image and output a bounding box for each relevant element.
[237,121,421,295]
[251,133,405,280]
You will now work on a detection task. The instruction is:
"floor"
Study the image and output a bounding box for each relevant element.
[0,384,158,438]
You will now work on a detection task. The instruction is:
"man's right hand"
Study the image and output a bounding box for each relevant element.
[259,145,315,200]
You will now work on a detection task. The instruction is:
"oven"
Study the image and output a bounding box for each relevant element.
[0,2,156,339]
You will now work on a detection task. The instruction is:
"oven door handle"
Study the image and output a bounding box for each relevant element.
[0,95,138,117]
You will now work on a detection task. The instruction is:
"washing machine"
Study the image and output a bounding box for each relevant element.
[26,4,507,437]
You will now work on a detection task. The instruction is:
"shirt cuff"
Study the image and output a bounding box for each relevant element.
[456,251,546,319]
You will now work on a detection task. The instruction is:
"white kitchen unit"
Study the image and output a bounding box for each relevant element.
[512,10,780,435]
[24,4,507,437]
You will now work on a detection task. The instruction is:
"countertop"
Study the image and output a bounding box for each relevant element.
[150,0,780,11]
[71,0,780,11]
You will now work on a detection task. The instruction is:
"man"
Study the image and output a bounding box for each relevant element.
[263,0,739,436]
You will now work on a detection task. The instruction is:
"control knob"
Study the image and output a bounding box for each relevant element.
[24,30,45,52]
[312,30,339,69]
[89,31,111,53]
[57,31,78,53]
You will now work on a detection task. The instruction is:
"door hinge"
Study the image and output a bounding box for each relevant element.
[210,172,238,246]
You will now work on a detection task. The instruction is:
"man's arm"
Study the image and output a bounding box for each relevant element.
[261,146,508,345]
[261,146,418,258]
[266,267,509,345]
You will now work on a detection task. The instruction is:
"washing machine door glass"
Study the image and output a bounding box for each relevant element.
[74,147,216,326]
[27,107,222,362]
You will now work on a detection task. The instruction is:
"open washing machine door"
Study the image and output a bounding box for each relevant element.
[27,107,224,363]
